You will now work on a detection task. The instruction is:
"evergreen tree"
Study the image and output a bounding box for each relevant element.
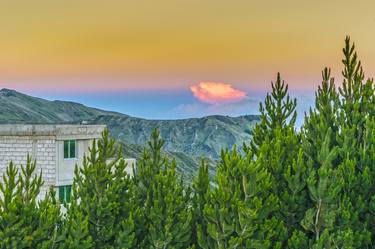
[132,129,192,248]
[247,73,301,195]
[339,37,373,133]
[299,37,374,248]
[302,67,340,167]
[197,147,287,248]
[301,130,342,245]
[336,37,374,247]
[247,72,297,156]
[58,180,93,249]
[245,73,306,245]
[0,156,61,249]
[71,129,135,249]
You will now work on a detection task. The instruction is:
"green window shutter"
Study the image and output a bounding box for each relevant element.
[70,140,76,158]
[64,141,69,158]
[66,185,72,203]
[64,140,77,158]
[59,186,65,203]
[58,185,72,203]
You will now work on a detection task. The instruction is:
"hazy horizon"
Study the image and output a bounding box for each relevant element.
[7,87,312,126]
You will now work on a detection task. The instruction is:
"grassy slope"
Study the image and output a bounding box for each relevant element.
[0,88,114,124]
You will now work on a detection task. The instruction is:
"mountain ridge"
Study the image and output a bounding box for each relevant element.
[0,88,260,179]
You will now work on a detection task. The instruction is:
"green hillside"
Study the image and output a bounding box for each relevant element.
[92,114,258,159]
[0,88,115,123]
[0,88,259,179]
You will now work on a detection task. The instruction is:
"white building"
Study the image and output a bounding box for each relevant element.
[0,124,135,202]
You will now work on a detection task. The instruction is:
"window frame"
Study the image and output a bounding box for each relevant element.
[63,140,77,159]
[58,185,72,203]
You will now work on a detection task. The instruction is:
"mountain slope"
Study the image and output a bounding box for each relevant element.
[0,88,117,123]
[0,88,260,179]
[91,114,258,160]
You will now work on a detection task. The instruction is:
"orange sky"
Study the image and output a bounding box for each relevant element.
[0,0,374,92]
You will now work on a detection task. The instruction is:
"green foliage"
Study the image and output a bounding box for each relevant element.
[192,160,210,248]
[70,129,135,249]
[247,72,297,156]
[195,147,288,249]
[58,185,93,249]
[301,130,342,241]
[0,156,61,249]
[0,37,374,248]
[302,67,340,168]
[132,129,192,248]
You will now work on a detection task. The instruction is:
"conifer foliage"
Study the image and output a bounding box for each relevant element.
[0,37,374,248]
[132,129,192,248]
[0,156,61,249]
[70,129,135,249]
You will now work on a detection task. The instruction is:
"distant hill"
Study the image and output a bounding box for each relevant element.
[92,114,257,159]
[93,114,259,180]
[0,88,260,179]
[0,88,117,123]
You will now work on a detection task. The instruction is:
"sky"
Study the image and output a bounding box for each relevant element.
[0,0,374,120]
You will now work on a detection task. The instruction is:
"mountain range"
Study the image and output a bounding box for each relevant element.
[0,88,259,179]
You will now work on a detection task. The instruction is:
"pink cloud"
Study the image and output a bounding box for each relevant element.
[190,82,247,104]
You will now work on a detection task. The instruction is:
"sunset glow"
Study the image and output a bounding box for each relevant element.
[0,1,374,93]
[0,1,374,119]
[190,82,247,104]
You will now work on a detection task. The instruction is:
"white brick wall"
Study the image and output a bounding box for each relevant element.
[0,136,56,199]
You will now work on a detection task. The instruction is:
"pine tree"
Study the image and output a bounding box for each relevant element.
[197,147,287,248]
[296,37,375,248]
[302,67,340,168]
[0,156,61,249]
[301,130,342,244]
[71,129,135,249]
[339,37,372,132]
[132,129,192,248]
[246,73,300,196]
[245,73,307,246]
[336,37,374,247]
[247,72,297,156]
[58,180,93,249]
[37,188,63,249]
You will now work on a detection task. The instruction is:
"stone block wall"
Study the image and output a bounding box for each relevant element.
[0,136,56,199]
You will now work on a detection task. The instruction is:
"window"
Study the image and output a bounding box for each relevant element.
[64,140,76,158]
[59,185,72,203]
